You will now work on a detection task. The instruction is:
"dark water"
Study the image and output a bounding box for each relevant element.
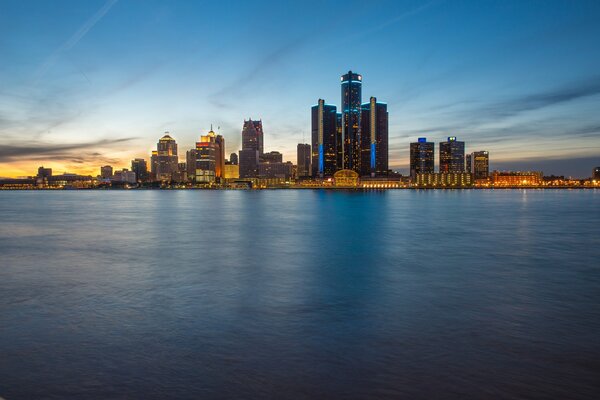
[0,190,599,399]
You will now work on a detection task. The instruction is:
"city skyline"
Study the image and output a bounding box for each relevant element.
[1,0,600,178]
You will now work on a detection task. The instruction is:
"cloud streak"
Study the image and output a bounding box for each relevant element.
[34,0,118,81]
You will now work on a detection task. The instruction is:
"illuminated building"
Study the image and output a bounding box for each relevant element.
[467,151,489,180]
[261,151,283,163]
[360,97,388,176]
[311,99,338,177]
[230,152,238,165]
[341,71,362,173]
[242,119,264,155]
[259,161,294,179]
[224,164,239,179]
[333,169,360,187]
[409,138,434,178]
[594,167,600,180]
[413,172,473,187]
[131,159,148,182]
[440,137,465,173]
[239,149,259,178]
[37,166,52,179]
[194,128,225,184]
[336,112,343,169]
[113,169,136,184]
[296,143,311,178]
[154,133,179,181]
[150,151,158,179]
[491,171,543,187]
[100,165,113,179]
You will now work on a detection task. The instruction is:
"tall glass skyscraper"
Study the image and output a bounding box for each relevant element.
[341,71,362,173]
[311,99,338,177]
[410,138,435,178]
[439,137,465,173]
[360,97,388,176]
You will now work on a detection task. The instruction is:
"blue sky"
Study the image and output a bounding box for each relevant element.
[1,0,599,177]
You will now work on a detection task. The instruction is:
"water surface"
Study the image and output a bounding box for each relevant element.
[0,190,599,399]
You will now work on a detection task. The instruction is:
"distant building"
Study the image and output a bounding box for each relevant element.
[593,167,600,180]
[360,97,388,176]
[297,143,311,178]
[439,137,465,173]
[409,138,434,178]
[131,159,148,182]
[261,151,283,164]
[242,119,264,155]
[239,149,259,178]
[491,171,542,186]
[333,169,360,187]
[154,133,179,181]
[259,161,293,179]
[230,152,238,165]
[113,169,136,184]
[37,166,52,179]
[100,165,113,179]
[413,172,473,187]
[186,149,197,181]
[468,151,490,180]
[224,164,239,179]
[340,71,362,173]
[311,99,338,177]
[194,128,225,184]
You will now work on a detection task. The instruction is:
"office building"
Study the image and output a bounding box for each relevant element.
[413,172,473,187]
[131,159,148,182]
[259,161,294,179]
[440,137,465,173]
[360,97,388,176]
[154,133,179,181]
[491,171,542,186]
[341,71,362,173]
[194,128,225,184]
[239,149,259,178]
[297,143,311,178]
[593,167,600,180]
[311,99,338,177]
[242,119,264,155]
[37,166,52,179]
[230,152,238,165]
[261,151,283,164]
[224,164,240,179]
[100,165,113,179]
[468,151,490,180]
[409,138,435,178]
[113,169,136,184]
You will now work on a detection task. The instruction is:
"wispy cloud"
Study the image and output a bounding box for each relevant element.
[0,137,136,162]
[33,0,118,82]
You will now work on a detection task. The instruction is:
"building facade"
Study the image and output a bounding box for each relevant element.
[311,99,338,177]
[360,97,388,176]
[439,137,465,173]
[154,134,179,181]
[409,138,435,178]
[194,129,225,184]
[297,143,311,178]
[413,172,473,187]
[239,149,259,178]
[469,151,490,180]
[242,119,264,155]
[341,71,362,173]
[131,159,148,182]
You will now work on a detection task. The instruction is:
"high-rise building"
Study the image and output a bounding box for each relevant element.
[186,149,197,181]
[239,149,259,178]
[336,112,343,169]
[261,151,283,164]
[297,143,311,178]
[100,165,113,179]
[131,159,148,182]
[36,166,52,179]
[311,99,338,177]
[242,119,264,155]
[341,71,362,173]
[409,138,434,178]
[154,133,179,181]
[360,97,388,176]
[230,152,238,165]
[467,151,490,180]
[593,167,600,180]
[194,128,225,184]
[440,137,465,173]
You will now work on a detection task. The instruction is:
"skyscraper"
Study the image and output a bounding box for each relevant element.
[194,128,224,183]
[100,165,113,179]
[131,158,148,182]
[410,138,435,178]
[297,143,311,178]
[439,137,465,173]
[311,99,338,177]
[239,149,259,178]
[360,97,388,176]
[242,119,264,155]
[468,151,490,180]
[341,71,362,173]
[155,133,179,181]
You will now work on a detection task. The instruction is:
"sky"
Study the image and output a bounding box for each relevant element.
[1,0,599,178]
